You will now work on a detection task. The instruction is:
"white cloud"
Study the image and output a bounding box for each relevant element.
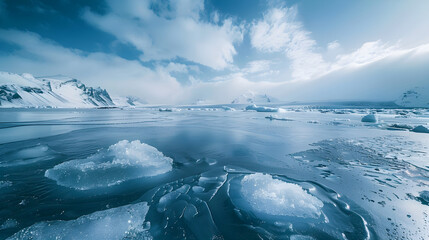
[0,29,182,103]
[163,62,189,73]
[244,60,272,73]
[271,43,429,102]
[250,7,327,81]
[331,40,399,70]
[82,0,243,70]
[327,40,340,50]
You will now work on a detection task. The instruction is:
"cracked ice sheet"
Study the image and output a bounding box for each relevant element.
[286,137,429,240]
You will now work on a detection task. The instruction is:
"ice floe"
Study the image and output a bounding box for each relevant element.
[228,172,370,239]
[245,104,284,112]
[265,115,293,121]
[238,173,323,219]
[45,140,173,190]
[7,202,151,240]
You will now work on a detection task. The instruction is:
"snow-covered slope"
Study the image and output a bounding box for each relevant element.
[395,87,429,108]
[0,72,115,108]
[112,96,146,107]
[231,91,276,104]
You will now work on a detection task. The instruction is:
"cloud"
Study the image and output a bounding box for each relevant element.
[244,60,272,74]
[327,41,340,50]
[82,0,244,70]
[250,6,328,81]
[331,40,399,70]
[0,29,183,103]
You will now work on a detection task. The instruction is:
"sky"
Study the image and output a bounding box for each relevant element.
[0,0,429,104]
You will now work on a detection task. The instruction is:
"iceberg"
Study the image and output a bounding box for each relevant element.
[45,140,173,190]
[411,125,429,133]
[7,202,151,240]
[361,114,378,123]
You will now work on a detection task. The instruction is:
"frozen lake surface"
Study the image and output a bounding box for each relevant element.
[0,104,428,239]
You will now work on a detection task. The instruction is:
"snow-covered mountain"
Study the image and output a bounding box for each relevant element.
[0,72,117,108]
[395,87,429,108]
[231,91,276,104]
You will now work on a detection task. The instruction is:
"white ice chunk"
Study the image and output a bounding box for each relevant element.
[7,202,150,240]
[222,106,236,111]
[265,115,293,121]
[361,114,378,123]
[45,140,173,190]
[240,173,323,219]
[245,104,284,113]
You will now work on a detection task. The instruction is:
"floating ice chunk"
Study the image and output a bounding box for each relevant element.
[0,145,54,167]
[7,202,151,240]
[361,114,378,123]
[239,173,323,219]
[159,108,172,112]
[411,125,429,133]
[245,104,284,113]
[222,106,236,111]
[45,140,173,190]
[265,115,293,121]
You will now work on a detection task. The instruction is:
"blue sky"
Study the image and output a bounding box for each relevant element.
[0,0,429,103]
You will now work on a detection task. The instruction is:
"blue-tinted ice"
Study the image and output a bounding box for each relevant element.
[0,105,428,239]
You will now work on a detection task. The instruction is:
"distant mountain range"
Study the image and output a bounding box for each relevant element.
[0,72,144,108]
[395,87,429,108]
[0,71,427,108]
